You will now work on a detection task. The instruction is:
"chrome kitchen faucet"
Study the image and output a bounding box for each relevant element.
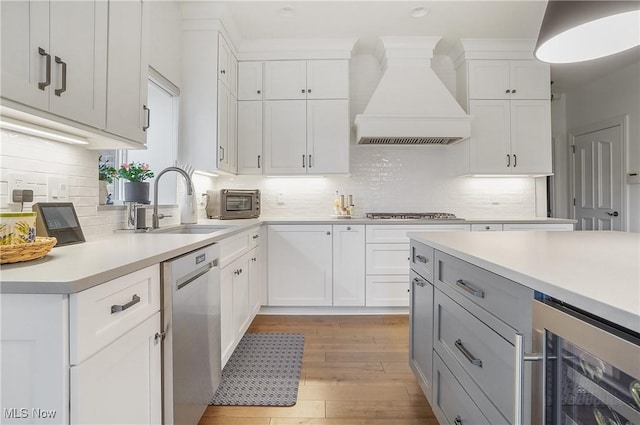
[152,167,193,229]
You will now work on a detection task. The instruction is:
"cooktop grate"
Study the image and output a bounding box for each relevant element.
[366,212,461,220]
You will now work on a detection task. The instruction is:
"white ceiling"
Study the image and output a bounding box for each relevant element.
[215,0,640,92]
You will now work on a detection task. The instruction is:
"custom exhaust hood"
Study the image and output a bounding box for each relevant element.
[354,37,471,145]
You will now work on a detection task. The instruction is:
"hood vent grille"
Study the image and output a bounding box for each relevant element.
[359,136,463,145]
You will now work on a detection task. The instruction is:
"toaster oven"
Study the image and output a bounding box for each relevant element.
[206,189,260,219]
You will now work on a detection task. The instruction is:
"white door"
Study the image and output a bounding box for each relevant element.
[263,100,307,174]
[128,80,178,205]
[467,60,510,100]
[510,100,552,174]
[105,0,149,145]
[238,61,263,101]
[267,225,333,306]
[469,100,511,174]
[232,253,251,342]
[264,61,306,100]
[217,83,232,172]
[0,0,50,110]
[573,125,624,231]
[70,312,161,425]
[217,35,230,89]
[237,101,263,174]
[306,100,349,174]
[48,0,107,128]
[332,225,365,306]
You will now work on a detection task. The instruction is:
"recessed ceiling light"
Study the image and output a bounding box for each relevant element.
[279,7,295,18]
[410,7,430,18]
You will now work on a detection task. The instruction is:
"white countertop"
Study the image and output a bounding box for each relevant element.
[0,216,575,295]
[409,231,640,334]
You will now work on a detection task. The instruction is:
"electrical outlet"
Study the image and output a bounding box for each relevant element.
[8,174,28,204]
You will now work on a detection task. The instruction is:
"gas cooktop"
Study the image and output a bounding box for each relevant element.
[366,212,462,220]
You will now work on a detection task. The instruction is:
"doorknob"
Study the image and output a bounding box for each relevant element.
[606,211,619,217]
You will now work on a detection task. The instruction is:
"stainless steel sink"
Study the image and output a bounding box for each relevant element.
[150,224,232,234]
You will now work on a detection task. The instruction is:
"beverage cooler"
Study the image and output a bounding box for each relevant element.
[531,299,640,425]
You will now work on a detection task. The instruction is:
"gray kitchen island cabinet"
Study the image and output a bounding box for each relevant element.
[408,230,640,425]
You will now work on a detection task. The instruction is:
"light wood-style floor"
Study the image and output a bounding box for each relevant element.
[199,315,438,425]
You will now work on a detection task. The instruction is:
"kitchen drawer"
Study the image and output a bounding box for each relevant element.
[410,240,434,282]
[435,250,533,332]
[434,288,514,421]
[220,227,259,267]
[70,265,160,365]
[366,243,410,275]
[365,275,409,306]
[432,352,492,425]
[470,223,503,231]
[502,223,573,231]
[366,224,469,244]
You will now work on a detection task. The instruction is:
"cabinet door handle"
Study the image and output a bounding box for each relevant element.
[220,146,225,161]
[111,294,141,314]
[252,234,259,239]
[54,56,67,96]
[154,331,166,344]
[507,154,511,167]
[456,279,485,298]
[505,89,511,94]
[513,154,517,168]
[606,211,619,217]
[143,105,150,131]
[454,416,463,425]
[38,48,51,90]
[257,155,261,169]
[220,69,226,75]
[454,339,482,367]
[412,277,426,287]
[415,254,428,263]
[302,155,306,168]
[308,155,312,168]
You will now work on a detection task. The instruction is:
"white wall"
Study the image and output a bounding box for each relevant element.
[215,53,538,219]
[563,61,640,232]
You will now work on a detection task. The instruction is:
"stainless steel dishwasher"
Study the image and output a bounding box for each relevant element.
[162,245,221,425]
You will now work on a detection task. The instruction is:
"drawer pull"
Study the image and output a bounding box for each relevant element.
[111,294,141,314]
[455,339,483,367]
[456,279,485,298]
[415,254,428,263]
[454,416,463,425]
[412,277,427,288]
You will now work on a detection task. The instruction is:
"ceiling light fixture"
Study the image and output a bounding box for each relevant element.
[410,7,429,18]
[0,117,89,145]
[278,7,295,18]
[535,1,640,63]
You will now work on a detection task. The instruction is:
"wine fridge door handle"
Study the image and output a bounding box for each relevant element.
[514,333,544,425]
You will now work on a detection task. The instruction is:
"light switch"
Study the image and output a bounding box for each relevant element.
[48,177,70,201]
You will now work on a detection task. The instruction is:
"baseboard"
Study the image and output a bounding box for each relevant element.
[257,306,409,315]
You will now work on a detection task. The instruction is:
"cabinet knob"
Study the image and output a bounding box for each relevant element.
[326,231,331,235]
[253,234,259,239]
[257,89,261,94]
[347,226,351,230]
[512,89,517,94]
[301,89,306,93]
[485,226,490,230]
[308,89,312,93]
[221,69,226,74]
[505,89,511,93]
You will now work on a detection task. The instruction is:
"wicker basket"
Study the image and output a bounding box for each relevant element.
[0,237,57,264]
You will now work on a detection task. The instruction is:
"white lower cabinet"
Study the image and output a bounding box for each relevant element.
[332,225,365,306]
[219,228,261,366]
[409,268,434,403]
[0,265,162,425]
[267,225,333,306]
[70,312,161,425]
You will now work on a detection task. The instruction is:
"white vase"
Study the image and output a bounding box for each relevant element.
[98,180,108,205]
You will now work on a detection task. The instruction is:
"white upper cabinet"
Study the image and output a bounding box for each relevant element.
[306,60,349,99]
[263,100,307,174]
[218,36,231,89]
[1,0,108,129]
[217,82,237,174]
[264,59,349,100]
[306,99,349,174]
[238,61,263,101]
[469,99,551,175]
[468,60,550,100]
[105,0,149,145]
[237,101,263,174]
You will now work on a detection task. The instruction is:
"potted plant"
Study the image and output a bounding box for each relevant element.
[118,162,154,204]
[98,155,117,205]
